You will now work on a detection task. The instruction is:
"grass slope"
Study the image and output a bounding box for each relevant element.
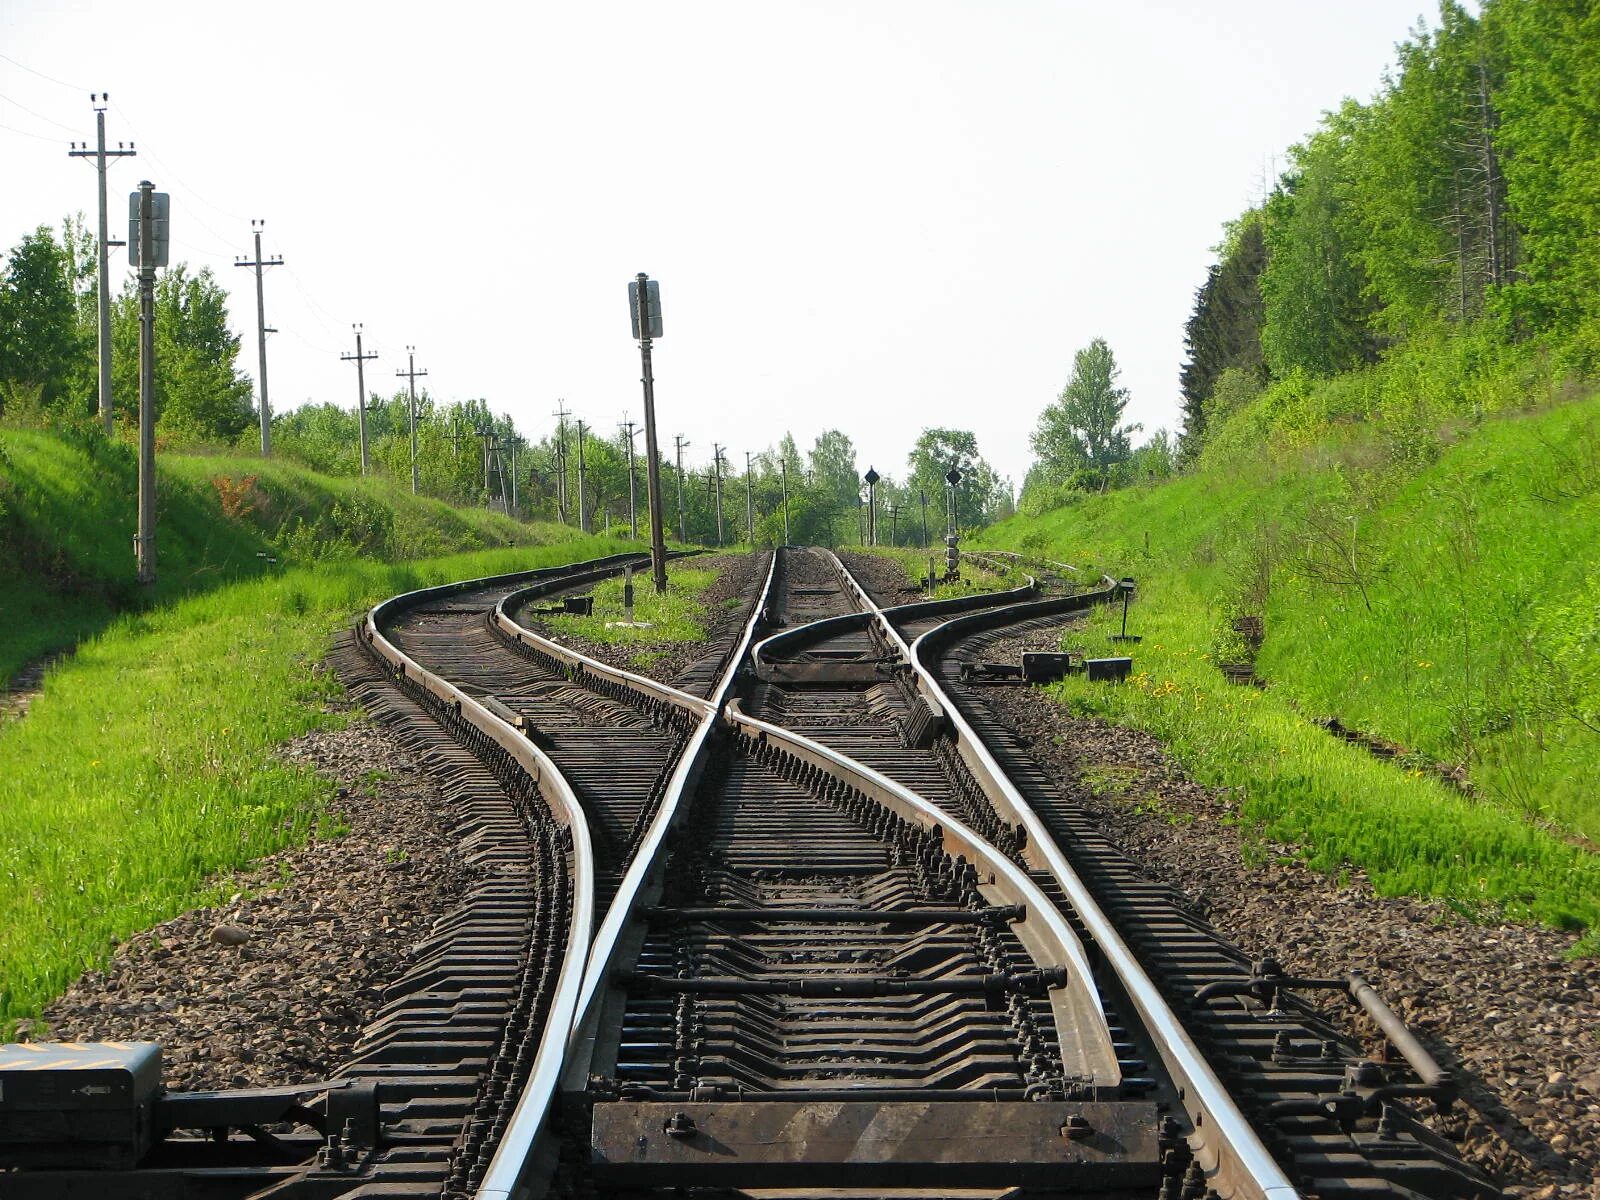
[0,536,631,1035]
[0,426,573,682]
[977,395,1600,949]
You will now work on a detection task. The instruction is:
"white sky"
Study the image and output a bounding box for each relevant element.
[2,1,1434,488]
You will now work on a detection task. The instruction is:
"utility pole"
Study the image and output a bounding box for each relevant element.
[395,348,426,494]
[507,435,522,516]
[234,220,282,456]
[888,503,899,547]
[712,444,726,548]
[919,490,930,548]
[674,435,689,544]
[630,273,669,593]
[132,180,159,585]
[744,451,755,548]
[552,400,570,525]
[576,419,589,533]
[341,324,378,474]
[619,416,639,538]
[780,458,791,545]
[69,94,135,435]
[478,423,500,508]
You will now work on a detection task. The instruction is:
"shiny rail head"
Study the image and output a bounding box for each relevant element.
[828,550,1298,1200]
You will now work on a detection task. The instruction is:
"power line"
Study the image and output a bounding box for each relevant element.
[0,51,88,92]
[0,120,58,143]
[0,91,78,134]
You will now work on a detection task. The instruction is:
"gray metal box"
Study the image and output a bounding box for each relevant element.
[0,1041,161,1169]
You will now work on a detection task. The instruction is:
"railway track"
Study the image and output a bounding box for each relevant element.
[2,547,1497,1200]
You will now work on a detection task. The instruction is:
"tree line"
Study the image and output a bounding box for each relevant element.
[0,219,1015,546]
[1178,0,1600,458]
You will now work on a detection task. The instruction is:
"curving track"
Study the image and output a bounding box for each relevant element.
[2,547,1497,1200]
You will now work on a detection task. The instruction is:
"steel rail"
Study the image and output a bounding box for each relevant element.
[828,551,1300,1200]
[361,564,599,1200]
[557,552,779,1088]
[721,700,1123,1088]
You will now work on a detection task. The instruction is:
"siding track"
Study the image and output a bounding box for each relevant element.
[4,547,1498,1200]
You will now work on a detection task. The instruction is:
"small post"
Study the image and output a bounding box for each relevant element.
[1110,578,1142,644]
[134,180,157,586]
[623,564,636,624]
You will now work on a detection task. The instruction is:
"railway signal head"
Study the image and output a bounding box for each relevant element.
[945,466,962,487]
[864,467,880,486]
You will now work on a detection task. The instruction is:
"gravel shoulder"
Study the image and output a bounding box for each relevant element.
[35,716,475,1093]
[837,549,927,608]
[981,621,1599,1198]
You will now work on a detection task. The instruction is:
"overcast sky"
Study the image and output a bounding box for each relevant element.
[3,1,1438,488]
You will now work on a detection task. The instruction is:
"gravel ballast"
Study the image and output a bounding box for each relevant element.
[979,622,1599,1198]
[36,719,476,1092]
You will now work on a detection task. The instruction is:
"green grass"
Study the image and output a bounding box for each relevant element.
[0,535,630,1035]
[979,392,1600,951]
[541,563,722,668]
[0,425,580,683]
[853,546,1028,601]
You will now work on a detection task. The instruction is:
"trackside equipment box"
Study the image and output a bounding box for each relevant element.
[0,1041,162,1169]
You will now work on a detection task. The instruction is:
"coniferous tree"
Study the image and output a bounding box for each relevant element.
[1179,214,1268,456]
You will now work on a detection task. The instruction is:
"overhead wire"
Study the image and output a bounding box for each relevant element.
[0,91,78,134]
[0,119,58,143]
[0,51,88,93]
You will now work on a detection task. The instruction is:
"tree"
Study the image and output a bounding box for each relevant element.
[0,226,80,414]
[1031,338,1140,485]
[110,264,254,442]
[1179,213,1268,457]
[1260,108,1382,378]
[905,427,1005,533]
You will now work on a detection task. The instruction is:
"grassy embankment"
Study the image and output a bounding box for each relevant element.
[0,425,563,684]
[978,355,1600,951]
[0,425,636,1034]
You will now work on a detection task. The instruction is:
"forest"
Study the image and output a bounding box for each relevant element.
[1175,0,1599,461]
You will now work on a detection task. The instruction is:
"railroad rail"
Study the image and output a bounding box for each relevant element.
[2,546,1496,1200]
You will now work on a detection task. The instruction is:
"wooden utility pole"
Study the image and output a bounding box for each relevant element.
[341,324,378,474]
[712,444,726,548]
[744,451,754,547]
[234,220,282,456]
[552,400,570,524]
[134,181,157,585]
[674,435,689,544]
[576,419,589,533]
[395,348,427,494]
[619,416,639,538]
[780,458,791,545]
[68,94,135,435]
